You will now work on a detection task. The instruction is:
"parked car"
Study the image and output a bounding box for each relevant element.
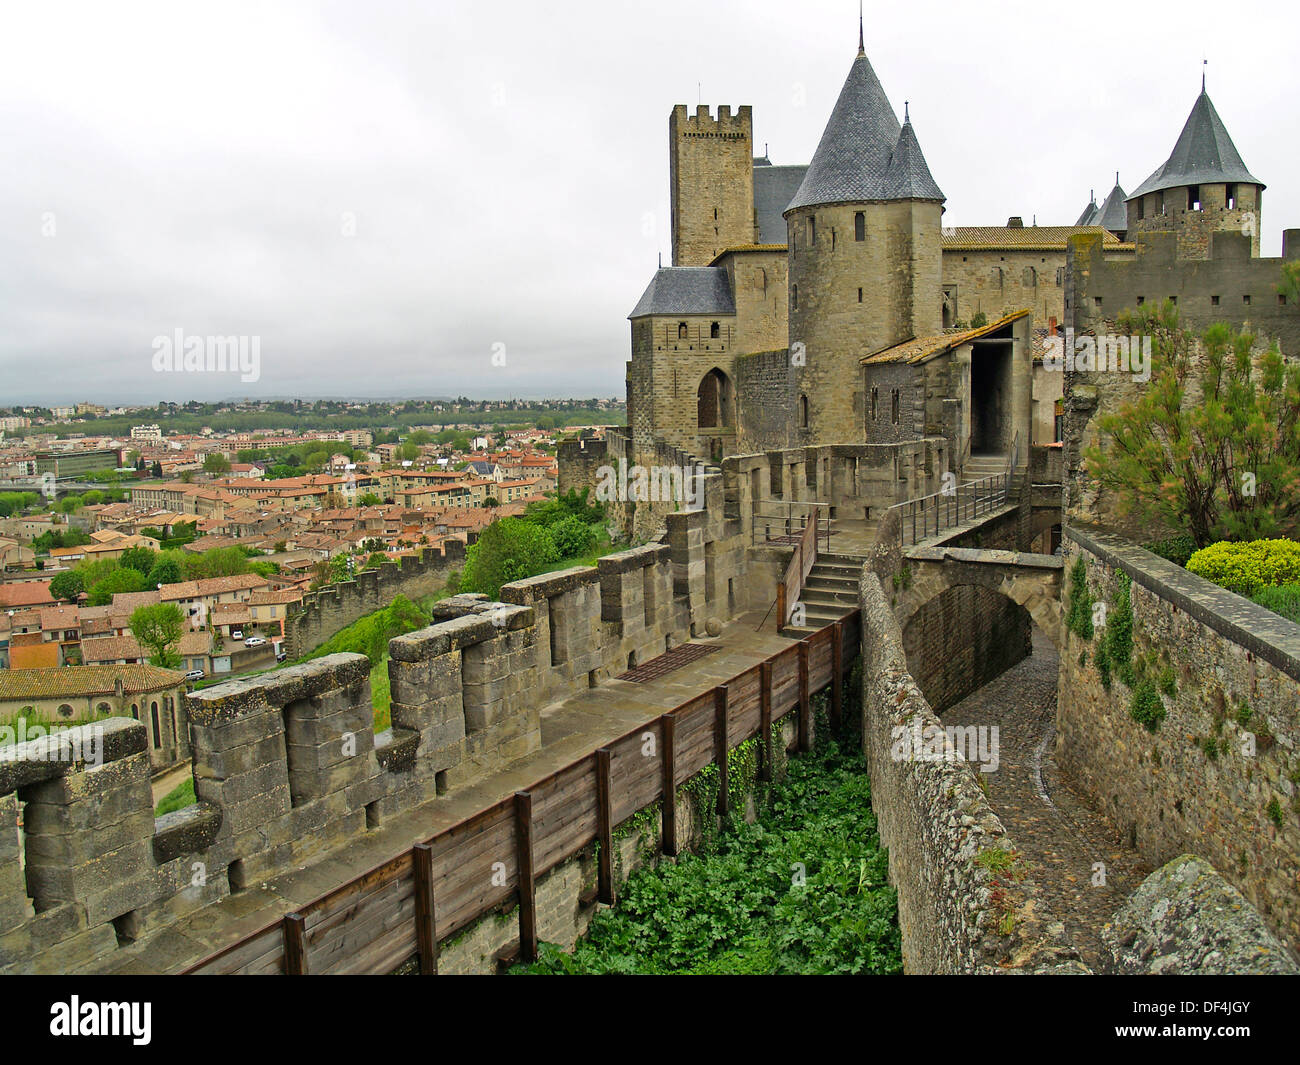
[245,636,266,647]
[230,629,244,640]
[184,669,206,682]
[275,651,288,663]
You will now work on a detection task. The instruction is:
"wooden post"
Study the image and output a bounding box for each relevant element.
[661,714,678,856]
[831,621,844,734]
[758,661,772,782]
[595,748,615,904]
[413,842,439,975]
[776,582,786,632]
[282,912,307,975]
[514,791,537,963]
[714,686,729,819]
[797,640,811,752]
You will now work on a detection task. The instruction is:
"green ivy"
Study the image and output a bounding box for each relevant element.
[1066,557,1094,640]
[1129,680,1166,732]
[1267,798,1284,827]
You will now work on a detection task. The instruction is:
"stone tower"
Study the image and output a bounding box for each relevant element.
[784,38,945,446]
[1125,83,1265,258]
[669,104,756,266]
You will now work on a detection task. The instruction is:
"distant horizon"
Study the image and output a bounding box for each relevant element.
[9,394,627,412]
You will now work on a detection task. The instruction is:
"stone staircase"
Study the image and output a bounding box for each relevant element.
[781,553,863,637]
[961,452,1007,484]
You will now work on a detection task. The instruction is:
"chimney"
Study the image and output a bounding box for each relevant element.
[1007,216,1024,228]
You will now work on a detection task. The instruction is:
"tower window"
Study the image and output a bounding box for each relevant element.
[870,387,878,421]
[1188,186,1201,211]
[891,389,900,426]
[678,322,688,340]
[857,287,863,303]
[1211,295,1220,306]
[710,321,720,339]
[792,284,798,310]
[831,229,836,251]
[1137,199,1145,220]
[854,212,865,241]
[808,217,816,245]
[798,394,809,428]
[1226,184,1236,210]
[1243,294,1251,305]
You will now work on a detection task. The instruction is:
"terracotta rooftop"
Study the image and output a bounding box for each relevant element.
[0,664,185,701]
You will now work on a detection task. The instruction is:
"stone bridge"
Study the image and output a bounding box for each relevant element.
[894,545,1064,647]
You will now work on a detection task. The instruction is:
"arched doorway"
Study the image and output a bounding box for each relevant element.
[696,368,734,430]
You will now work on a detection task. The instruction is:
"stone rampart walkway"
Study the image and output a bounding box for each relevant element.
[92,611,795,973]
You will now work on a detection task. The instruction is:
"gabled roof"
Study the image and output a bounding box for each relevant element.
[628,267,736,319]
[1096,182,1129,232]
[786,52,943,211]
[860,310,1029,366]
[753,164,807,242]
[1129,89,1264,200]
[941,225,1121,251]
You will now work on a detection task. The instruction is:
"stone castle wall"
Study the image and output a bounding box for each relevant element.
[282,541,465,659]
[0,528,715,973]
[1058,527,1300,951]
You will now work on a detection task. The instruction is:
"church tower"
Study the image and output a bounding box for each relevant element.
[1125,80,1265,258]
[670,105,756,266]
[784,30,945,445]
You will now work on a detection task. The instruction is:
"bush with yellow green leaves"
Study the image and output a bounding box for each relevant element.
[1186,539,1300,597]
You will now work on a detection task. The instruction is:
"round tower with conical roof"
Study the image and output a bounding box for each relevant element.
[783,36,945,445]
[1125,84,1265,257]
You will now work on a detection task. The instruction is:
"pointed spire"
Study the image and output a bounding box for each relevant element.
[1202,57,1207,93]
[1129,86,1264,200]
[904,100,909,122]
[787,35,943,210]
[858,1,864,57]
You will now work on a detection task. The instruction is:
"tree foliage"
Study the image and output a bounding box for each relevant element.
[48,570,85,602]
[460,518,559,599]
[129,602,185,668]
[88,567,150,606]
[1084,298,1300,547]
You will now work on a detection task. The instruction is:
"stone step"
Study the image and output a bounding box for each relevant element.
[803,576,857,596]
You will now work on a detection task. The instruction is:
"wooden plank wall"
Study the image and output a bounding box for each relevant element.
[183,615,860,976]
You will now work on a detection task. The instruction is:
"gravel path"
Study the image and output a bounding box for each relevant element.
[940,628,1150,970]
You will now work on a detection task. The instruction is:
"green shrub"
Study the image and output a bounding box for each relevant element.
[550,515,597,560]
[1129,680,1166,732]
[1158,667,1177,697]
[1186,539,1300,597]
[1250,582,1300,625]
[1143,534,1198,567]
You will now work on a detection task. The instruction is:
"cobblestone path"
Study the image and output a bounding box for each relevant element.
[940,628,1150,971]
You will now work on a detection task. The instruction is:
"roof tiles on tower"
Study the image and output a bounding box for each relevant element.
[1129,90,1264,200]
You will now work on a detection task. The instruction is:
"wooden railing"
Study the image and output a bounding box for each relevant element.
[776,516,819,631]
[181,614,860,976]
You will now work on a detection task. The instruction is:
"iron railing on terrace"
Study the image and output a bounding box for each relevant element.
[887,473,1011,549]
[751,499,831,553]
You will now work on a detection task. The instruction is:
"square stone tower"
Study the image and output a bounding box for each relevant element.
[670,104,756,267]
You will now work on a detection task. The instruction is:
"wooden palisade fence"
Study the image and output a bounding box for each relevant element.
[182,614,860,975]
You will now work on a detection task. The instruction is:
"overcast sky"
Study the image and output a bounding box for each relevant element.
[1,0,1295,406]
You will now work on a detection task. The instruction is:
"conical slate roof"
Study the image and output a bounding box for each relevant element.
[1129,89,1264,200]
[880,118,945,201]
[1074,195,1099,226]
[786,52,943,211]
[1096,182,1128,232]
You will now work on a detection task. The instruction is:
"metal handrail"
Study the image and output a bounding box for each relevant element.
[886,472,1011,548]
